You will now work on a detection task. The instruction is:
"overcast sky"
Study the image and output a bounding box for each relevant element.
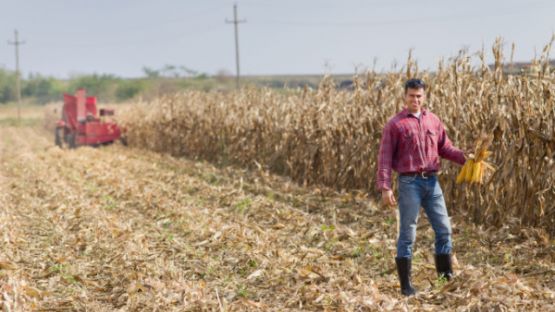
[0,0,554,78]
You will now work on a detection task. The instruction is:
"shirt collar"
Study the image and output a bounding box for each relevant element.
[402,108,427,118]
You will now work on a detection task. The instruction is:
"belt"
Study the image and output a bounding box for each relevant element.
[399,171,438,178]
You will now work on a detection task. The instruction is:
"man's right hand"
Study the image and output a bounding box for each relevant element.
[381,190,397,207]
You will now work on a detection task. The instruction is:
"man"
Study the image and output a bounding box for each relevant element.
[376,79,466,296]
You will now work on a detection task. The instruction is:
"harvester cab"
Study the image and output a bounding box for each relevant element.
[55,89,123,148]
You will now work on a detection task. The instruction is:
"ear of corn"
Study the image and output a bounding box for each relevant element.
[456,161,470,184]
[457,134,494,185]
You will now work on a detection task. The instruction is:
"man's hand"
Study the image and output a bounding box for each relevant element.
[464,150,474,161]
[381,190,397,207]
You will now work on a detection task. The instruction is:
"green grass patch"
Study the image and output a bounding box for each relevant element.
[436,275,449,288]
[234,198,252,214]
[320,224,335,232]
[236,284,249,298]
[102,195,117,210]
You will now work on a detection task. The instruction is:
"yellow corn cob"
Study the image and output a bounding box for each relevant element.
[456,134,494,186]
[464,159,475,182]
[456,161,470,184]
[471,161,482,183]
[478,161,484,183]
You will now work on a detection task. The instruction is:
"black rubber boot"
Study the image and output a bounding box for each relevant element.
[435,254,453,281]
[395,257,416,296]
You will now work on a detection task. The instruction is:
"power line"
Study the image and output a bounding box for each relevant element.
[7,29,25,121]
[226,4,246,90]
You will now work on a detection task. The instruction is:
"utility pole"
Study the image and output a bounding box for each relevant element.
[226,4,246,90]
[8,29,25,121]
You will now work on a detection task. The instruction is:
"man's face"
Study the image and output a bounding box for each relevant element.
[404,88,425,114]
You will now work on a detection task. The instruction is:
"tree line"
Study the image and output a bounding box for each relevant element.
[0,64,336,105]
[0,66,221,105]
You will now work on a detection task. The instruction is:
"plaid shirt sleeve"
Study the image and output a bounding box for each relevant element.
[376,121,396,191]
[438,121,466,165]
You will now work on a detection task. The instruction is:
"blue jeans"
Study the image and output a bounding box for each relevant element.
[396,175,452,258]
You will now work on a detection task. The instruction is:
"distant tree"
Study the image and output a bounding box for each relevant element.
[194,73,209,80]
[68,74,119,101]
[142,66,160,78]
[22,73,64,103]
[116,80,144,101]
[162,64,178,78]
[0,68,16,103]
[179,65,199,77]
[144,64,203,79]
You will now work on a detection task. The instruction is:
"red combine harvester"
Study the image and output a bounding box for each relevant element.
[55,89,123,148]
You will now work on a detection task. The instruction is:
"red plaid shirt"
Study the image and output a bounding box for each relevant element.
[376,108,465,191]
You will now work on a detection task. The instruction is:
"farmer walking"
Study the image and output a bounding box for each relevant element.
[376,79,466,296]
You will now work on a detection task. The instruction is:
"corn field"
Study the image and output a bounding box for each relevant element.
[121,39,555,236]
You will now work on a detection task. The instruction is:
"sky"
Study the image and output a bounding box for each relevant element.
[0,0,554,79]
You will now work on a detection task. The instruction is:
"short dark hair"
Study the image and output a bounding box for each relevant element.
[404,79,426,93]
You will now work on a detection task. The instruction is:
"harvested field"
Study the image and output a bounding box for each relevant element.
[0,116,553,310]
